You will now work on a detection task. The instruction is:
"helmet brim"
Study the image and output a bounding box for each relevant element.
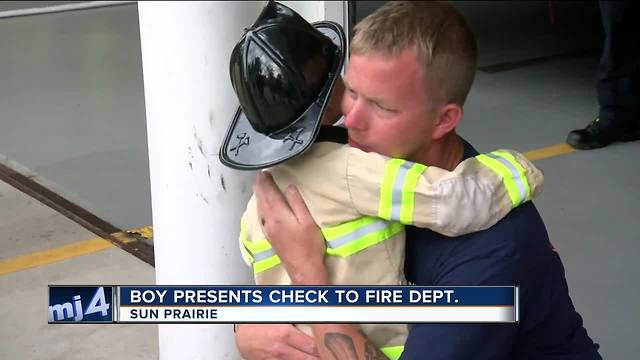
[219,21,346,170]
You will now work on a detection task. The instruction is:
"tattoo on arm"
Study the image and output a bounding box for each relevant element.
[325,333,358,360]
[324,331,389,360]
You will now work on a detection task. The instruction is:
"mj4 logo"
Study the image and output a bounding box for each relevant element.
[49,287,110,322]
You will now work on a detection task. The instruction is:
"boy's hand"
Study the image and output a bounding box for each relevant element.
[254,172,329,285]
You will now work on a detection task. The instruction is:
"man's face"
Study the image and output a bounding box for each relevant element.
[341,49,436,161]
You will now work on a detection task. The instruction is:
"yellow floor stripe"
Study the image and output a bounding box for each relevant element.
[0,238,112,276]
[0,226,153,276]
[524,143,575,161]
[0,142,576,276]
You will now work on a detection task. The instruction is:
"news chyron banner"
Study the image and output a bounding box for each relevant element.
[49,286,519,324]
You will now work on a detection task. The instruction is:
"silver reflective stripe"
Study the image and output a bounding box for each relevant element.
[487,153,526,205]
[251,247,277,262]
[390,162,413,221]
[327,219,392,249]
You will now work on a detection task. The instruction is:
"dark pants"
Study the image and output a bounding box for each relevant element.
[597,0,640,128]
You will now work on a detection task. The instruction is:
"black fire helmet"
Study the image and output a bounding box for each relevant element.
[219,1,346,170]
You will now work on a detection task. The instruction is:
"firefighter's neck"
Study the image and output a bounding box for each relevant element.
[418,132,464,171]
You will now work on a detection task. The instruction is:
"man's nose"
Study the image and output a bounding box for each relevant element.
[343,99,367,131]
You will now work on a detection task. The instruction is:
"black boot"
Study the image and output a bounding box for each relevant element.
[566,118,640,150]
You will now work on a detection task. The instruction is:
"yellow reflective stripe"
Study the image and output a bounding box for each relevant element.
[326,219,390,249]
[379,159,405,220]
[380,345,404,359]
[239,220,281,274]
[492,150,531,201]
[325,221,403,257]
[242,237,272,254]
[321,216,380,241]
[400,162,428,224]
[252,255,281,274]
[243,214,405,272]
[484,151,529,205]
[239,220,254,264]
[242,238,281,274]
[390,163,410,221]
[379,158,428,224]
[476,154,521,207]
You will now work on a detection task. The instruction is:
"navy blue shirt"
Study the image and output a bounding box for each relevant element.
[400,140,602,360]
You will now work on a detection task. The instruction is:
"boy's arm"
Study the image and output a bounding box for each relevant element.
[237,195,271,271]
[347,148,544,236]
[238,216,254,268]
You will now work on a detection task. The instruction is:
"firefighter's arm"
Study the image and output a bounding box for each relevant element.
[253,172,388,360]
[347,148,544,236]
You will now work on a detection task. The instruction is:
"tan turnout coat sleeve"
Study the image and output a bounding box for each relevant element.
[346,147,543,236]
[240,142,543,262]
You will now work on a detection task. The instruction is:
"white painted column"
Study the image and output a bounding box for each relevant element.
[138,2,261,359]
[138,1,348,358]
[282,1,349,31]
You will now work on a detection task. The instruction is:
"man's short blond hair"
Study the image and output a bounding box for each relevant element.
[350,1,477,106]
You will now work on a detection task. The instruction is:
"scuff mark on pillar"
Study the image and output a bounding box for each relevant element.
[196,193,210,205]
[194,129,206,157]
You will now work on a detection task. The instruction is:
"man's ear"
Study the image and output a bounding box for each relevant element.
[431,104,463,140]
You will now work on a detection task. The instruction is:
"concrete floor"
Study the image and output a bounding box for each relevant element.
[0,181,158,359]
[0,1,638,359]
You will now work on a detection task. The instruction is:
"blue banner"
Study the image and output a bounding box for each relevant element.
[118,286,515,307]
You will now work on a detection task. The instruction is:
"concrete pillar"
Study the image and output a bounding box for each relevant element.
[138,1,347,358]
[138,1,261,358]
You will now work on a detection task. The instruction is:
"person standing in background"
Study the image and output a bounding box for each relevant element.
[567,0,640,150]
